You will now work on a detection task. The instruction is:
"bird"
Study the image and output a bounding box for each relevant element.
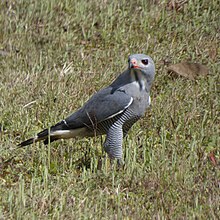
[18,54,155,165]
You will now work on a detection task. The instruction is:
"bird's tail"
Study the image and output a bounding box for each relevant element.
[17,137,36,147]
[17,121,67,148]
[17,128,49,148]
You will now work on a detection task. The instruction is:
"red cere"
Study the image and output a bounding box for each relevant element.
[131,65,140,69]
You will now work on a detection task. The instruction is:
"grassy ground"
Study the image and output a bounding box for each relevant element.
[0,0,219,219]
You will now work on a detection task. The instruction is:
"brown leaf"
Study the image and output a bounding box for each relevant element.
[209,152,217,166]
[167,62,209,80]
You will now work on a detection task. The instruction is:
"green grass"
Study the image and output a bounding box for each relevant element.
[0,0,219,219]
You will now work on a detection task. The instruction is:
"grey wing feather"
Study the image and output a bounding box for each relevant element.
[64,87,133,129]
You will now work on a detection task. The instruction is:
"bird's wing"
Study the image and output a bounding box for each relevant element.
[32,87,133,143]
[63,87,133,129]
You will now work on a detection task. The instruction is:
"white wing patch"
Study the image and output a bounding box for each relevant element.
[148,96,151,105]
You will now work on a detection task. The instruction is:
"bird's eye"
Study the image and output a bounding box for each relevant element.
[141,59,148,65]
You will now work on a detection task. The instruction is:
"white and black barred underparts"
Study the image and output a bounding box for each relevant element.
[88,108,140,159]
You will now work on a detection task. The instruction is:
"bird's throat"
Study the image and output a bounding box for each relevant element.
[134,71,145,91]
[134,71,139,82]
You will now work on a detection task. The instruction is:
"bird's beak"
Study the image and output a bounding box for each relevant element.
[129,58,140,69]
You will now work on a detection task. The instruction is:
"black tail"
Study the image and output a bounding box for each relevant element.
[17,128,49,148]
[17,137,35,148]
[17,120,68,148]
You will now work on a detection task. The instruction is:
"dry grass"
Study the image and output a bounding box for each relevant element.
[0,0,219,219]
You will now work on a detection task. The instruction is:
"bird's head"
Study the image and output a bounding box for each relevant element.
[128,54,155,90]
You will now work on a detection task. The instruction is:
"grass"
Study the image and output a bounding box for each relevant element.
[0,0,219,219]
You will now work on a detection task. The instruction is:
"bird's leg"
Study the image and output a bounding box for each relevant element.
[104,125,124,167]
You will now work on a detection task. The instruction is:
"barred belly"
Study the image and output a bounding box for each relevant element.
[94,108,140,159]
[95,108,140,136]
